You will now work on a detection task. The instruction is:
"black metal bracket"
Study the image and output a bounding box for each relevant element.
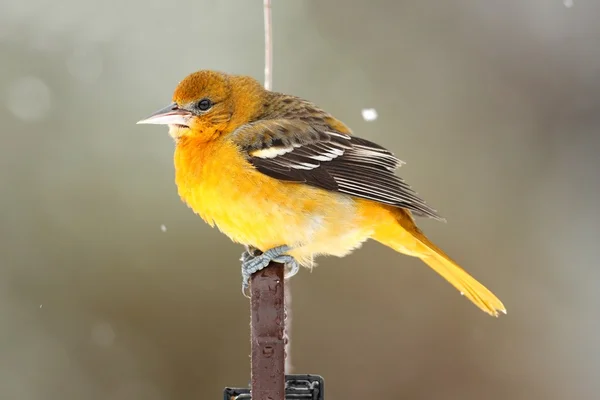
[224,374,325,400]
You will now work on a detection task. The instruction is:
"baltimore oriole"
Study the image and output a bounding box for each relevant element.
[137,70,506,316]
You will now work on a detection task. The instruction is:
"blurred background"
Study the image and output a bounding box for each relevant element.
[2,0,600,399]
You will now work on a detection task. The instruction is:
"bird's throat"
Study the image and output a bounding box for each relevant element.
[167,124,191,140]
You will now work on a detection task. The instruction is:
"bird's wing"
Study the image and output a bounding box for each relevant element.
[231,119,443,220]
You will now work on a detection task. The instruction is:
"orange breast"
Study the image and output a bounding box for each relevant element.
[173,137,334,250]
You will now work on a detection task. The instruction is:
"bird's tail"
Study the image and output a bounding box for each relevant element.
[371,206,506,316]
[412,230,506,316]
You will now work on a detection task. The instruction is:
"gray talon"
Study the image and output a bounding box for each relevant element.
[284,258,300,280]
[239,245,298,296]
[240,245,261,263]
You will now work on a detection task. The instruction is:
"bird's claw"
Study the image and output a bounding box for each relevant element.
[240,245,299,297]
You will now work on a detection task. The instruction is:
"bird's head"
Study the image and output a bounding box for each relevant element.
[137,70,265,141]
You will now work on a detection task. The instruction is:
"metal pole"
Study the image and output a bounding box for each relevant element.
[250,264,286,400]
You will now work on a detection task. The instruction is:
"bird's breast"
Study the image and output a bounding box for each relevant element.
[173,138,375,260]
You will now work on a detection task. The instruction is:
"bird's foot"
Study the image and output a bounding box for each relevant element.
[240,245,299,297]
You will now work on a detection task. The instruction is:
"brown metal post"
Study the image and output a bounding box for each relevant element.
[250,262,286,400]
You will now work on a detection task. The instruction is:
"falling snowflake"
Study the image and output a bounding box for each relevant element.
[564,0,574,7]
[361,108,378,122]
[160,224,167,232]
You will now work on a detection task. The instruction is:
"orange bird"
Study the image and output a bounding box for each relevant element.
[137,70,506,316]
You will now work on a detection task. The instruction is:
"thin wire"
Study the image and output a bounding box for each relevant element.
[263,0,293,373]
[263,0,273,91]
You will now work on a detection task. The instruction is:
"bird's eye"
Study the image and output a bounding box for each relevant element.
[197,98,212,111]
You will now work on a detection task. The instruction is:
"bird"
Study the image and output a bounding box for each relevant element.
[137,70,506,317]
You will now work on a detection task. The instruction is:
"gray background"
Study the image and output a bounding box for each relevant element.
[2,0,599,399]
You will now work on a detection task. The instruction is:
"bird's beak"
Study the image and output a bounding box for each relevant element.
[136,103,192,126]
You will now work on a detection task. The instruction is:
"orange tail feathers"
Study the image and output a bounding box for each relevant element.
[371,206,506,316]
[413,232,506,316]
